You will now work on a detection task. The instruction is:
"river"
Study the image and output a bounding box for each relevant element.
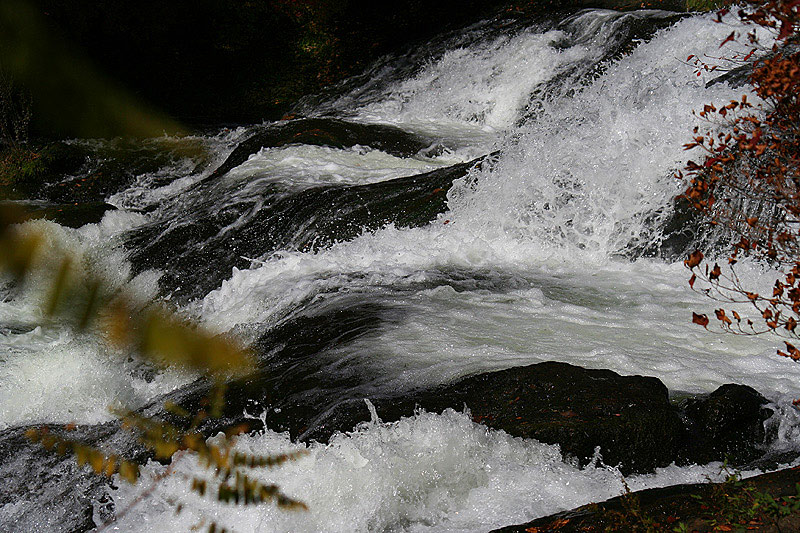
[1,7,800,533]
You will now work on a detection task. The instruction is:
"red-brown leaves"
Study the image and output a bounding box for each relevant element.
[778,19,795,40]
[779,342,800,360]
[774,280,785,297]
[720,31,737,48]
[710,264,722,281]
[693,313,710,328]
[686,250,704,269]
[716,309,733,326]
[680,0,800,352]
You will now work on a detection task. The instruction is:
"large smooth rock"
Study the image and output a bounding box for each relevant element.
[207,118,432,180]
[300,362,686,475]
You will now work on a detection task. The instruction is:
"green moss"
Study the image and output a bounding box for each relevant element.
[0,142,85,195]
[685,0,733,12]
[0,147,40,187]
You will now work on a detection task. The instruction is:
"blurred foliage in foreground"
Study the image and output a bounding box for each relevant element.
[0,206,308,531]
[0,0,181,139]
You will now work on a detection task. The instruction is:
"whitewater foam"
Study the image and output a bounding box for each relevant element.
[222,144,464,189]
[0,213,193,429]
[194,10,800,409]
[103,408,782,533]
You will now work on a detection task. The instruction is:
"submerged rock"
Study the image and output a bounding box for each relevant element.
[125,156,487,302]
[0,422,146,533]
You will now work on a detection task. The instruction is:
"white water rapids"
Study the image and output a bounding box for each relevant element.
[1,8,800,533]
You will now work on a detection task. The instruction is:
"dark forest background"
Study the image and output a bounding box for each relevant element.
[2,0,685,138]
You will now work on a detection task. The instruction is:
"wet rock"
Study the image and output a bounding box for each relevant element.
[20,201,115,228]
[647,195,706,260]
[490,466,800,533]
[0,323,36,335]
[0,421,147,533]
[706,42,800,90]
[208,118,432,180]
[679,383,773,466]
[125,156,487,302]
[303,361,685,475]
[260,360,777,475]
[5,138,192,206]
[37,140,193,205]
[4,142,86,197]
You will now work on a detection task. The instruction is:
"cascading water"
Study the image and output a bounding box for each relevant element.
[1,8,800,533]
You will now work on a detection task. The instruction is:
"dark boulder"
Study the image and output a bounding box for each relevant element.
[125,156,487,302]
[678,383,773,466]
[208,118,432,180]
[16,201,116,228]
[302,362,686,475]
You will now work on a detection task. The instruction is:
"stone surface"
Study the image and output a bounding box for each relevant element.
[207,118,432,180]
[491,466,800,532]
[125,156,487,301]
[678,383,773,466]
[0,354,785,532]
[0,422,147,533]
[19,201,115,228]
[300,362,685,474]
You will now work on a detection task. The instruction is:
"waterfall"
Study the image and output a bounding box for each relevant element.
[1,8,798,533]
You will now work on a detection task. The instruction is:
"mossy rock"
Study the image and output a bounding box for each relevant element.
[491,466,800,532]
[0,143,86,195]
[684,0,731,12]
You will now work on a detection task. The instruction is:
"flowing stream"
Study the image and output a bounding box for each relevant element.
[2,8,800,533]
